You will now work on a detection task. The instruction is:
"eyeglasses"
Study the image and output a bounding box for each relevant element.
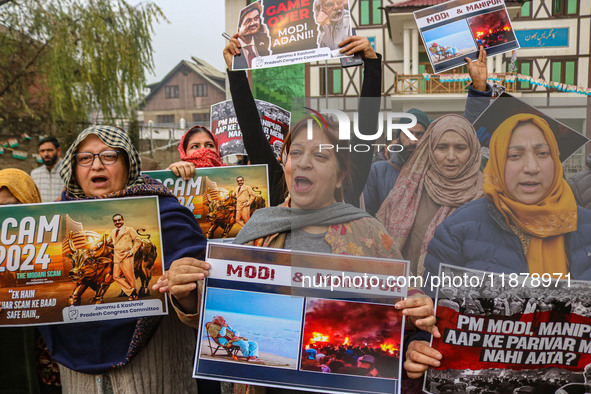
[74,150,120,166]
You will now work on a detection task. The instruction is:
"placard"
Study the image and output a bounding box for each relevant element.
[144,165,269,239]
[0,196,167,326]
[232,0,352,70]
[194,243,409,394]
[210,99,290,159]
[425,263,591,393]
[414,0,520,73]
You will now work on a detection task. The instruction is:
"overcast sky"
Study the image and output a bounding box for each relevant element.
[146,0,227,84]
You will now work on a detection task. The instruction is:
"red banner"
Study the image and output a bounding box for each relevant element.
[433,305,591,371]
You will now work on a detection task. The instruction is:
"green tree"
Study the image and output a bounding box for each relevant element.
[251,64,306,113]
[0,0,164,142]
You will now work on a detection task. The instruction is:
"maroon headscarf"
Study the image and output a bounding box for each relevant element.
[178,126,224,168]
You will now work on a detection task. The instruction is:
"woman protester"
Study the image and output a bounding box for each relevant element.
[0,168,42,205]
[169,125,224,180]
[404,114,591,379]
[38,126,209,393]
[224,34,381,206]
[232,117,406,255]
[377,114,484,276]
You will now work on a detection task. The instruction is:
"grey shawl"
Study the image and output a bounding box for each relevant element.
[233,202,370,245]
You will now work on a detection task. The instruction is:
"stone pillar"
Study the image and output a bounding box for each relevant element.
[403,28,411,75]
[487,57,494,74]
[411,28,419,75]
[495,54,504,73]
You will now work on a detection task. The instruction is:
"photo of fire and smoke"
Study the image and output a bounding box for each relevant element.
[468,9,517,49]
[300,298,402,379]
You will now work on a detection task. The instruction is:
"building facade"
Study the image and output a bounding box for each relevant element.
[141,57,226,128]
[224,0,590,174]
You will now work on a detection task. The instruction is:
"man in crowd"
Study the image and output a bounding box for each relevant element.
[315,0,351,50]
[234,1,270,69]
[107,214,142,301]
[30,136,64,202]
[235,176,256,227]
[356,355,380,377]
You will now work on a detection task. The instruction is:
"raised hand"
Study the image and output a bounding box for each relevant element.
[223,34,242,71]
[465,45,488,92]
[338,36,378,59]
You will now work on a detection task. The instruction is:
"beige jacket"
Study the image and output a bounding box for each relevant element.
[236,185,256,207]
[108,226,142,263]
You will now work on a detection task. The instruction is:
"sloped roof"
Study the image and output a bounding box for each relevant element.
[143,57,225,105]
[189,57,225,83]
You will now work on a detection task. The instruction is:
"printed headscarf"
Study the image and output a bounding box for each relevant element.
[61,125,171,200]
[56,125,173,368]
[178,126,224,168]
[0,169,42,204]
[483,113,577,275]
[378,114,483,275]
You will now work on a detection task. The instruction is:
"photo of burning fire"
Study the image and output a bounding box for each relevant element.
[300,298,403,379]
[468,9,516,49]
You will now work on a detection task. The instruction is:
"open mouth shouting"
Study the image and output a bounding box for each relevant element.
[294,176,313,193]
[91,175,109,189]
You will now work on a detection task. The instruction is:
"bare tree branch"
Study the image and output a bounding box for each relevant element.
[0,0,16,7]
[0,41,49,98]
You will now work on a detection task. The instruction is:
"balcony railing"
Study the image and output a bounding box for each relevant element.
[394,73,518,95]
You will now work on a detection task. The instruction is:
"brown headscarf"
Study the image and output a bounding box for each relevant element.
[483,113,577,275]
[378,114,483,275]
[0,169,42,204]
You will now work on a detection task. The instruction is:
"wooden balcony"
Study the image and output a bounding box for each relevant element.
[394,73,518,95]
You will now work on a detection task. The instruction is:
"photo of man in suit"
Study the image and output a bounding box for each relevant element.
[234,1,271,69]
[235,176,256,227]
[108,213,142,300]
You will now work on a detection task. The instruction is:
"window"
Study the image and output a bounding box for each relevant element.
[193,84,208,97]
[156,114,175,124]
[319,67,343,95]
[192,113,209,123]
[517,1,531,18]
[165,85,179,98]
[551,59,577,86]
[552,0,577,16]
[359,0,382,26]
[512,59,532,90]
